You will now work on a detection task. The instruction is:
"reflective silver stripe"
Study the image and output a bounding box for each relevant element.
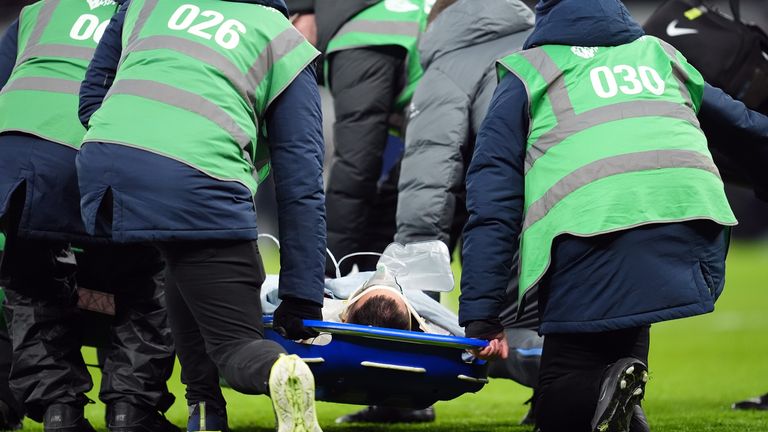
[0,76,80,94]
[26,0,59,46]
[123,29,306,127]
[126,0,157,45]
[108,79,252,150]
[657,39,693,107]
[520,48,574,121]
[247,27,307,94]
[524,100,700,172]
[120,0,158,65]
[15,0,61,66]
[522,149,721,231]
[125,35,252,103]
[21,44,96,61]
[334,19,421,39]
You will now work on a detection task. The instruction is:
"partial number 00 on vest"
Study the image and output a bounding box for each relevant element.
[589,65,666,98]
[70,14,110,43]
[167,4,246,50]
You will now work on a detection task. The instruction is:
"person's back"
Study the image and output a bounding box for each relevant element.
[78,0,328,430]
[501,36,735,318]
[0,1,179,430]
[83,0,317,211]
[396,0,534,247]
[394,1,543,422]
[456,1,764,431]
[495,0,735,337]
[318,0,431,277]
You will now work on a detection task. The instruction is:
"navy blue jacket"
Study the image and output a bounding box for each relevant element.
[0,20,18,87]
[72,0,326,305]
[459,0,768,332]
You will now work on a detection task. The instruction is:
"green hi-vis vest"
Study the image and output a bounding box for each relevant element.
[326,0,431,109]
[0,233,5,252]
[497,36,737,299]
[0,0,118,148]
[83,0,319,193]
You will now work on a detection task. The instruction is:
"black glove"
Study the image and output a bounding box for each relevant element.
[465,319,504,340]
[273,298,323,340]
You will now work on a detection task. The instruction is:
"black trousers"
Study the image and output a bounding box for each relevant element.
[535,326,650,432]
[1,239,175,421]
[325,46,406,275]
[161,240,285,412]
[0,299,23,423]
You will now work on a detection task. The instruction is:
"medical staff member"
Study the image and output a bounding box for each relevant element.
[395,0,544,425]
[285,2,436,423]
[0,1,179,431]
[460,0,767,431]
[78,0,327,430]
[287,0,432,276]
[322,0,433,274]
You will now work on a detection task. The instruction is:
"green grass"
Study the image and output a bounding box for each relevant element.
[20,242,768,431]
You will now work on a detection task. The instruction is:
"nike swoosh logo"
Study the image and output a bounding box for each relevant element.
[667,20,699,37]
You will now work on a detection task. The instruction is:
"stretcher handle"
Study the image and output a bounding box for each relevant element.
[264,317,489,350]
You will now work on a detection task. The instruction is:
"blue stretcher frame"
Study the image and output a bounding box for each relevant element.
[263,317,490,408]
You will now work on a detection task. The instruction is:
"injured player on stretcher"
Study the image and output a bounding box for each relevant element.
[260,241,543,389]
[262,241,464,336]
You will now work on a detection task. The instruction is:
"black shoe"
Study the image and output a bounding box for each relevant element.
[0,400,22,431]
[188,402,229,432]
[106,402,180,432]
[629,405,650,432]
[519,406,535,426]
[43,404,96,432]
[591,358,648,432]
[732,393,768,411]
[335,406,435,424]
[520,393,536,426]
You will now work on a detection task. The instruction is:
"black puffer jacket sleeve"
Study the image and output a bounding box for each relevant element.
[0,19,18,89]
[285,0,314,14]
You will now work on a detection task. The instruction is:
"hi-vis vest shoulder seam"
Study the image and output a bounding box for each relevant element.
[13,0,100,72]
[117,0,310,116]
[496,36,736,299]
[0,0,118,148]
[107,0,315,177]
[121,29,307,113]
[498,43,701,175]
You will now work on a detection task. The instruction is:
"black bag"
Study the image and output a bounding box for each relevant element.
[644,0,768,114]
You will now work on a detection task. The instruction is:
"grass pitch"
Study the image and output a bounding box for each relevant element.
[20,242,768,431]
